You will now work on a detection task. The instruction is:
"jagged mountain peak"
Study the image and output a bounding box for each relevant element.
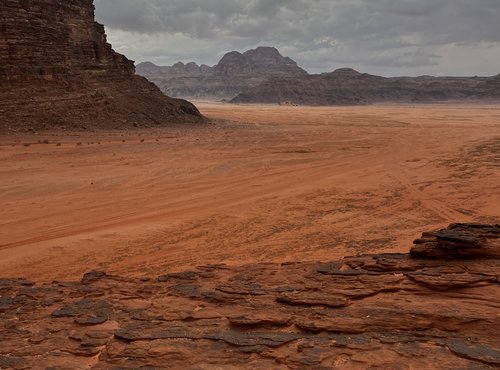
[136,61,158,68]
[330,68,362,76]
[243,46,281,57]
[214,46,307,77]
[137,46,307,83]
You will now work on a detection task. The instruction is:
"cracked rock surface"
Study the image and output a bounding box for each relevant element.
[0,224,499,369]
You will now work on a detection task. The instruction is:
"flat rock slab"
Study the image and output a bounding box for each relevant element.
[0,223,499,368]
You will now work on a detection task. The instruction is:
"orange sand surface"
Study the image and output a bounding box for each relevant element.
[0,104,499,282]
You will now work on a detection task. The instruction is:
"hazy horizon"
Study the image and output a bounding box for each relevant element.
[133,46,500,78]
[95,0,500,77]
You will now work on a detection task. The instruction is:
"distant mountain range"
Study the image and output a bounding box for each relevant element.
[136,47,500,105]
[136,47,306,101]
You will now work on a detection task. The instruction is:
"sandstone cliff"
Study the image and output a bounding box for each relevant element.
[1,224,499,368]
[0,0,203,133]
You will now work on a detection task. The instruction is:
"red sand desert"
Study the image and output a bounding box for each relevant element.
[0,103,499,282]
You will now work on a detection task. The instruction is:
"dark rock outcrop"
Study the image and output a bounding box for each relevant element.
[136,46,307,100]
[0,0,203,133]
[1,223,499,368]
[411,223,500,259]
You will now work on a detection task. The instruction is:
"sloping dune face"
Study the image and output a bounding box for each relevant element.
[0,104,498,281]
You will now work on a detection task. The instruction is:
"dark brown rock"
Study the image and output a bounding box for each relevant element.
[0,356,26,370]
[276,291,350,308]
[411,223,500,259]
[51,298,112,319]
[448,341,500,366]
[81,270,107,284]
[74,316,108,326]
[229,314,292,327]
[0,0,203,133]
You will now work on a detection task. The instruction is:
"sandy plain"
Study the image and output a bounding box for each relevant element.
[0,103,499,282]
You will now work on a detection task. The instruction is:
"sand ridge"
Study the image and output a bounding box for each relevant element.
[0,104,499,281]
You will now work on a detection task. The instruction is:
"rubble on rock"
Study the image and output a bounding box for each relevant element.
[0,224,499,368]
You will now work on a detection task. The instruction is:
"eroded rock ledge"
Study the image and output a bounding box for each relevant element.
[1,224,499,369]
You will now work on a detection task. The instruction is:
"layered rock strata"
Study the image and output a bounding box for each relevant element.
[1,223,499,369]
[0,0,203,133]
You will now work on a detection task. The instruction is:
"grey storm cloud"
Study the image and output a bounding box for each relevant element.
[94,0,500,76]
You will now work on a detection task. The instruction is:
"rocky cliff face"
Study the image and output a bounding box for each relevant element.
[1,224,499,368]
[136,47,307,100]
[0,0,203,133]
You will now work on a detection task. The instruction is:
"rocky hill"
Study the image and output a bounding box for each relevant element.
[231,69,500,105]
[0,0,203,133]
[214,47,307,77]
[136,47,307,100]
[138,46,500,104]
[137,61,214,80]
[1,223,499,368]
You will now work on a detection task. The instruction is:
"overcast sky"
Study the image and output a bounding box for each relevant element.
[94,0,500,76]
